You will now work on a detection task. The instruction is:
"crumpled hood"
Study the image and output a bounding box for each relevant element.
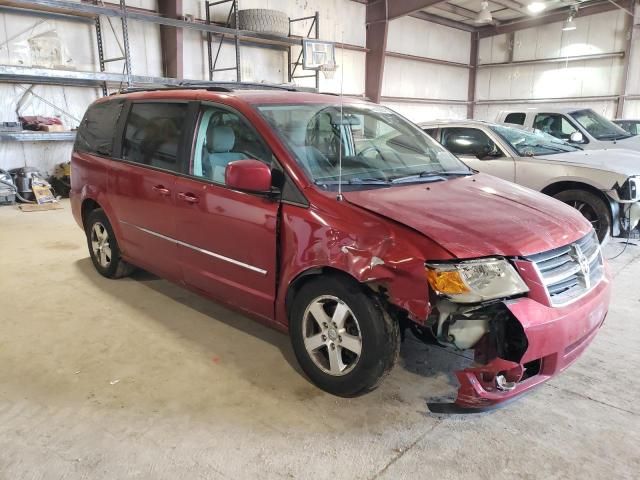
[343,173,591,259]
[538,148,640,176]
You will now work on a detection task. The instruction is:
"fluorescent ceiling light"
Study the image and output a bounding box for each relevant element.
[527,2,547,13]
[474,1,493,24]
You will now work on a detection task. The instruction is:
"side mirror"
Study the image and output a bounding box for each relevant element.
[225,159,272,193]
[569,131,584,143]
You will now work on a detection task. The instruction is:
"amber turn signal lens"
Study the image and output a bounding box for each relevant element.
[426,269,470,295]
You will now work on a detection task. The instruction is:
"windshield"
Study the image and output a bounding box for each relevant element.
[570,109,631,141]
[256,103,471,189]
[491,124,581,156]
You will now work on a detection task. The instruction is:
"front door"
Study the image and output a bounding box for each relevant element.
[175,103,279,321]
[439,126,515,181]
[108,101,191,281]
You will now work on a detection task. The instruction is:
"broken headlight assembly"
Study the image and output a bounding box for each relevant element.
[617,176,639,201]
[426,258,529,303]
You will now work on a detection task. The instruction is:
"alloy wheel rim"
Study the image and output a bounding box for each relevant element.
[91,222,112,268]
[302,295,362,376]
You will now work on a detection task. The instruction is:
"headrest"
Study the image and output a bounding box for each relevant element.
[206,125,235,153]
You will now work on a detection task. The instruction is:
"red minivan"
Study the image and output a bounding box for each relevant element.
[70,85,611,410]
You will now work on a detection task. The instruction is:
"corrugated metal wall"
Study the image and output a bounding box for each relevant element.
[474,9,630,121]
[381,15,470,121]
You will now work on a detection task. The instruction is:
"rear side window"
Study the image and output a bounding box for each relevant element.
[122,103,188,173]
[74,99,125,156]
[504,112,525,125]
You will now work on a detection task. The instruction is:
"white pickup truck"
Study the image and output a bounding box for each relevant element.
[497,107,640,151]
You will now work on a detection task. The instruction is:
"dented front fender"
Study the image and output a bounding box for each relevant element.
[275,201,452,326]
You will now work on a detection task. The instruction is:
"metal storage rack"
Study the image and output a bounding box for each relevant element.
[203,0,320,87]
[0,0,326,142]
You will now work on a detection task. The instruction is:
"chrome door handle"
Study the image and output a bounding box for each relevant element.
[178,192,199,203]
[152,184,171,196]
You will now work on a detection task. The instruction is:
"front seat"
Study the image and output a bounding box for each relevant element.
[285,125,333,177]
[204,125,246,183]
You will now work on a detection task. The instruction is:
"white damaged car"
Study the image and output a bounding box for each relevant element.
[421,120,640,242]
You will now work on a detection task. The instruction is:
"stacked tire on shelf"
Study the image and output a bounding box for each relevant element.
[231,9,290,37]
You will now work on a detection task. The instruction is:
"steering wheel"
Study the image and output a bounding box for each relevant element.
[357,144,384,159]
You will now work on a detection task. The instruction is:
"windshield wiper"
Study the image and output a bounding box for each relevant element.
[521,143,572,154]
[389,170,472,184]
[315,177,390,186]
[599,133,632,141]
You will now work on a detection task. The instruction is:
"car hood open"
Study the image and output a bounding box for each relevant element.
[535,148,640,176]
[343,173,591,259]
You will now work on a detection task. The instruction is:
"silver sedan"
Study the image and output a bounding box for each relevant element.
[420,119,640,242]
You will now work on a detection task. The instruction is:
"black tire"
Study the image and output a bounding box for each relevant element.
[231,9,290,36]
[553,189,611,243]
[85,208,134,279]
[289,275,400,397]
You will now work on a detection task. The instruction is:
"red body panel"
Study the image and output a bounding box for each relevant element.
[174,176,279,321]
[70,88,611,409]
[343,173,591,258]
[107,159,180,280]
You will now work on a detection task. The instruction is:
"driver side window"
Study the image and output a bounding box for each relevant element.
[440,127,503,159]
[533,113,578,140]
[192,105,272,184]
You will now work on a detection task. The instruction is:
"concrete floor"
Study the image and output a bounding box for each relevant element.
[1,200,639,479]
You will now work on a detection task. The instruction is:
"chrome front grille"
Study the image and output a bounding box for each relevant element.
[527,231,604,306]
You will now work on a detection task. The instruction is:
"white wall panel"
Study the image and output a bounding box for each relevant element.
[620,99,640,118]
[387,16,470,64]
[382,101,467,123]
[476,9,630,120]
[478,34,509,64]
[382,56,468,101]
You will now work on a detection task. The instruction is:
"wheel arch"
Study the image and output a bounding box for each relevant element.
[540,180,619,235]
[285,266,362,318]
[81,198,102,229]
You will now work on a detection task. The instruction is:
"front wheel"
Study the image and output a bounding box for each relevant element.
[553,189,611,243]
[289,275,400,397]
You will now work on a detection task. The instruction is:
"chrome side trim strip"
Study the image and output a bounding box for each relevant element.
[120,220,268,275]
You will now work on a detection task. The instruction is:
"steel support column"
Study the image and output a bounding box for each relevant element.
[365,1,388,103]
[617,1,636,118]
[158,0,183,79]
[467,32,478,119]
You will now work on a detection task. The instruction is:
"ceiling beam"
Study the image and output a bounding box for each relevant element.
[478,1,621,37]
[366,0,447,23]
[410,10,477,32]
[491,0,531,17]
[432,3,478,20]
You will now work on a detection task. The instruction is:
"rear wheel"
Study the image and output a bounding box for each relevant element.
[85,208,134,278]
[289,275,400,397]
[553,189,611,243]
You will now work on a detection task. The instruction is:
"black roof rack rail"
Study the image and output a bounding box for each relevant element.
[112,81,308,95]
